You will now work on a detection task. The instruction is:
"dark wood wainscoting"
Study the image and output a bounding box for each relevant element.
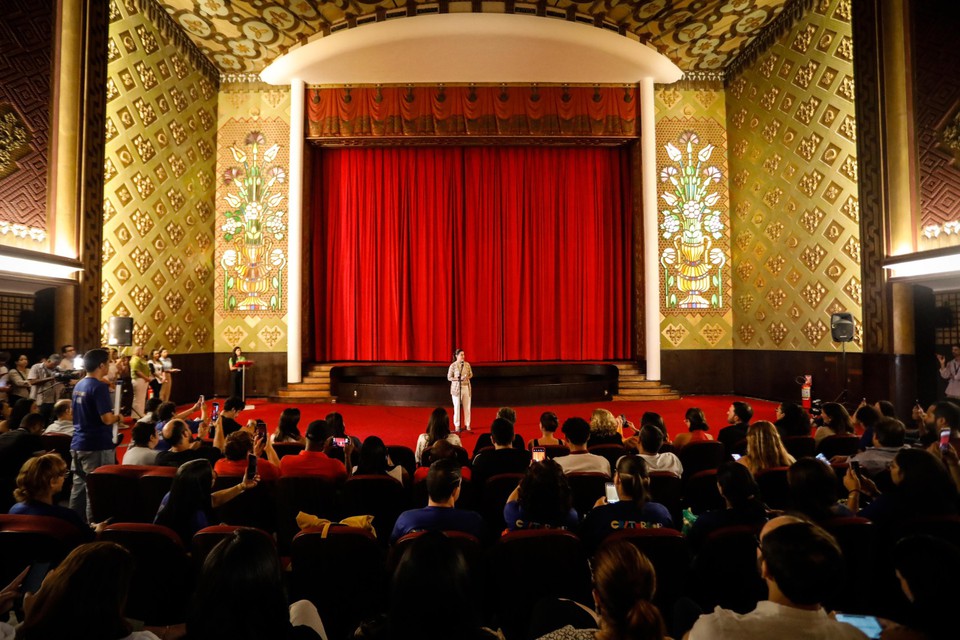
[167,352,288,403]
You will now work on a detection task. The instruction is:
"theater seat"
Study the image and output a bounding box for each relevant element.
[138,466,177,522]
[213,475,277,533]
[782,436,816,460]
[100,522,193,625]
[272,442,305,460]
[683,469,724,515]
[603,527,690,614]
[191,525,274,570]
[587,444,626,471]
[388,530,482,575]
[386,444,416,478]
[816,435,859,458]
[755,467,791,510]
[87,465,156,523]
[481,473,524,532]
[689,524,766,614]
[648,471,683,526]
[342,474,409,542]
[678,441,727,480]
[0,514,88,588]
[565,472,608,518]
[275,475,343,551]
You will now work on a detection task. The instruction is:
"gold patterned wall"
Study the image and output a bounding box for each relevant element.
[101,0,218,352]
[655,85,732,350]
[214,81,290,354]
[727,0,861,352]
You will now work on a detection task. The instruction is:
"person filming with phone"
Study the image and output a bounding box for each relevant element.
[279,419,351,482]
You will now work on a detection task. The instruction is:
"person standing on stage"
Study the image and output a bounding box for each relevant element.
[229,346,245,400]
[938,344,960,400]
[129,346,151,419]
[447,348,473,433]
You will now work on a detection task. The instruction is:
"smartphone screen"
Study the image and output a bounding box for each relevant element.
[940,428,951,449]
[245,453,257,481]
[851,460,862,477]
[211,402,220,421]
[256,419,267,441]
[604,482,619,503]
[835,614,882,639]
[815,453,830,465]
[532,447,546,463]
[333,437,349,448]
[731,453,742,461]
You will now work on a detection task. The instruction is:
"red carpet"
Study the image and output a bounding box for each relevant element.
[215,395,780,451]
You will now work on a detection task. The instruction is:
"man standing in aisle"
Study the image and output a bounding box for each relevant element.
[938,344,960,400]
[447,348,473,433]
[28,353,62,424]
[70,348,121,523]
[129,345,151,418]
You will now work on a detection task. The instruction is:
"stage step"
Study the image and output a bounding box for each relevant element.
[272,366,335,404]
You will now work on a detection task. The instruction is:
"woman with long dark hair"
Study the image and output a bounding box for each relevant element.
[414,407,461,465]
[775,402,811,438]
[673,407,713,449]
[504,459,578,531]
[354,435,407,485]
[272,407,305,444]
[686,462,768,550]
[7,397,38,432]
[228,346,245,399]
[813,402,855,443]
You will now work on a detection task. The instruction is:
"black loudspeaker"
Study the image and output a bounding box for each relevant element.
[107,316,133,347]
[831,312,855,342]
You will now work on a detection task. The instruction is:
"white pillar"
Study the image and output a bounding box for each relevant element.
[640,78,661,381]
[286,79,305,384]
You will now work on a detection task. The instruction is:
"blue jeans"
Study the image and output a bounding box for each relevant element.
[69,449,115,523]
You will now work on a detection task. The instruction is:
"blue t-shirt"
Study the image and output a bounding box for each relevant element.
[389,505,485,544]
[71,376,114,451]
[503,500,579,532]
[580,500,674,549]
[9,500,94,540]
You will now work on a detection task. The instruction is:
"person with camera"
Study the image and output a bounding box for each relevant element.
[28,353,64,424]
[69,348,123,523]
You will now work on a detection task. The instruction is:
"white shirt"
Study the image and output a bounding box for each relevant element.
[414,432,462,464]
[123,446,159,466]
[941,358,960,398]
[689,601,868,640]
[555,451,611,477]
[638,452,683,477]
[44,419,75,436]
[28,362,59,404]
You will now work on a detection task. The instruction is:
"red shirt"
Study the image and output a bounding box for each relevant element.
[280,450,347,482]
[413,465,472,484]
[214,457,280,481]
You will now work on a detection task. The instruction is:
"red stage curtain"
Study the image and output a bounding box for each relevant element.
[313,146,632,362]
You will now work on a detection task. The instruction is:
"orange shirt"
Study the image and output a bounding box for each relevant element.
[214,457,280,481]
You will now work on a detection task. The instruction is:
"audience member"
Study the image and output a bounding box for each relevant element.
[686,516,865,639]
[69,349,122,523]
[155,418,220,467]
[588,408,623,446]
[215,430,281,480]
[9,453,99,539]
[535,540,666,640]
[673,408,713,449]
[786,457,851,522]
[28,353,62,423]
[354,435,406,485]
[634,424,683,476]
[472,407,526,456]
[471,417,532,486]
[415,407,462,464]
[813,402,855,444]
[884,535,960,640]
[129,346,151,419]
[279,420,349,482]
[44,398,74,435]
[640,411,668,440]
[7,397,38,434]
[854,404,882,450]
[737,421,795,476]
[774,402,811,439]
[504,459,577,531]
[0,399,10,432]
[844,417,906,476]
[186,528,326,640]
[13,542,161,640]
[581,455,674,551]
[554,416,611,477]
[845,447,959,525]
[413,438,471,483]
[685,462,768,550]
[325,411,362,449]
[529,411,563,448]
[4,353,31,401]
[272,407,305,444]
[875,399,897,419]
[154,458,257,544]
[0,411,44,492]
[215,395,246,439]
[390,458,484,543]
[123,421,160,465]
[717,401,752,455]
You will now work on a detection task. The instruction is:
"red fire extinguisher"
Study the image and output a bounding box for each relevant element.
[801,375,812,411]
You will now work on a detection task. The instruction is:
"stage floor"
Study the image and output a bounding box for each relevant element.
[226,395,780,451]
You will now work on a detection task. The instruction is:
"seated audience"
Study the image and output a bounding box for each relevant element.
[717,401,752,456]
[155,418,221,467]
[875,399,897,418]
[504,459,578,531]
[555,416,611,477]
[415,407,462,465]
[813,402,855,444]
[154,398,209,452]
[535,540,666,640]
[529,411,564,448]
[588,408,624,446]
[686,516,865,639]
[354,435,407,485]
[0,399,11,433]
[884,535,960,640]
[774,402,812,439]
[685,462,768,550]
[845,447,959,525]
[325,411,362,449]
[186,528,326,640]
[43,399,74,435]
[931,400,960,444]
[7,397,38,434]
[272,407,305,444]
[354,531,498,640]
[737,420,795,476]
[845,417,906,476]
[786,457,851,522]
[0,412,44,492]
[122,421,160,466]
[640,411,668,440]
[135,397,162,427]
[214,395,245,439]
[390,458,485,543]
[413,439,471,483]
[581,455,674,551]
[154,458,257,544]
[215,430,281,480]
[471,417,532,486]
[279,419,349,482]
[634,424,683,476]
[673,408,714,449]
[8,453,99,538]
[12,541,161,640]
[854,404,882,450]
[472,407,526,456]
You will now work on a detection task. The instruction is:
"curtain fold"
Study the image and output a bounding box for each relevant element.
[313,146,632,362]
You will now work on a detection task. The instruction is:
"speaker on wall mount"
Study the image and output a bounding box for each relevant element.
[107,316,133,347]
[831,312,855,343]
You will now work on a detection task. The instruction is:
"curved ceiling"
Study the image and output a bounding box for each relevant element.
[156,0,792,76]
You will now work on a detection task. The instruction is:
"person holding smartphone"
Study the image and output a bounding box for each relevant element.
[214,430,281,481]
[278,420,350,482]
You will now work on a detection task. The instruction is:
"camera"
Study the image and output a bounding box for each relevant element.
[54,370,82,383]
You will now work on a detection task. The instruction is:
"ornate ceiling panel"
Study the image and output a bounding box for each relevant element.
[155,0,794,76]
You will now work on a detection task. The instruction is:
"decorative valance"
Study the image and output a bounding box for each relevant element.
[305,85,638,140]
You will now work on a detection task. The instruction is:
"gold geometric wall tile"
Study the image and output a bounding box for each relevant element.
[819,67,838,91]
[824,220,845,243]
[767,321,788,346]
[662,323,690,348]
[766,287,787,310]
[800,207,825,234]
[258,325,284,350]
[801,281,827,309]
[101,280,115,306]
[151,306,165,325]
[800,244,826,271]
[737,261,754,281]
[737,294,755,312]
[765,254,785,276]
[824,258,846,282]
[130,246,153,274]
[151,236,166,253]
[165,255,184,279]
[164,325,184,348]
[221,325,247,349]
[150,271,166,290]
[115,264,131,286]
[844,276,862,306]
[164,290,184,314]
[842,236,861,264]
[130,284,151,312]
[840,195,859,223]
[131,209,152,236]
[788,303,803,322]
[786,267,803,287]
[821,142,841,166]
[826,299,847,316]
